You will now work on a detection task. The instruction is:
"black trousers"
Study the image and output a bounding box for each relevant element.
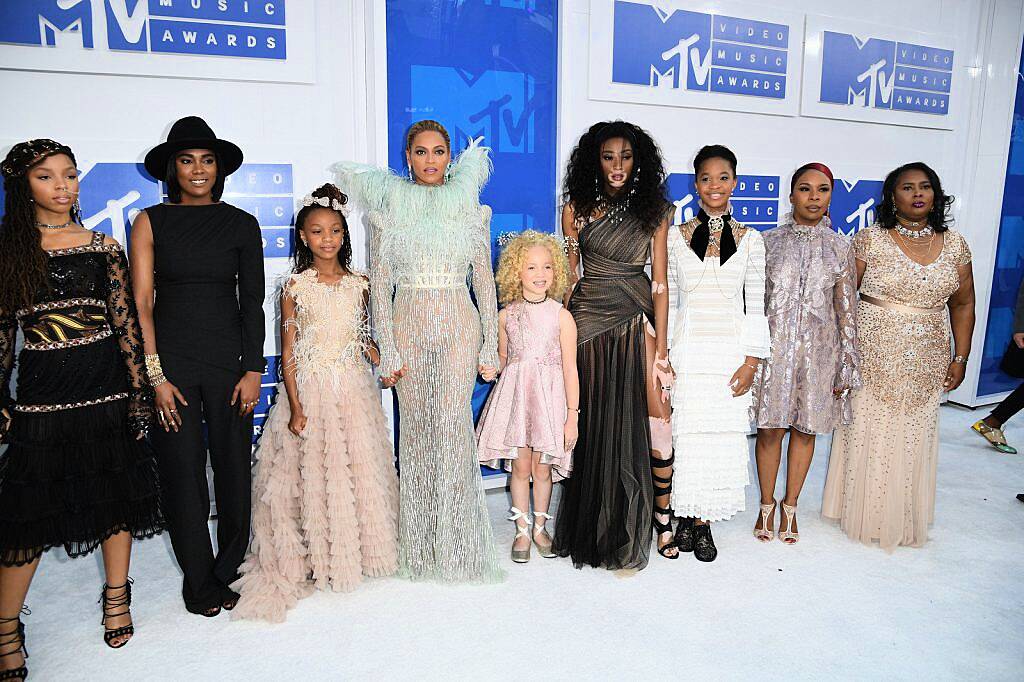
[151,375,253,613]
[991,380,1024,426]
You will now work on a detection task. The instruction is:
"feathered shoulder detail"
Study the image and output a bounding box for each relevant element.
[331,137,492,219]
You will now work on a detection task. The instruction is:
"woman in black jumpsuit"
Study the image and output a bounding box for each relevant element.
[131,117,265,617]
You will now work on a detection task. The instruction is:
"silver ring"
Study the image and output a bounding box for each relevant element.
[169,409,178,414]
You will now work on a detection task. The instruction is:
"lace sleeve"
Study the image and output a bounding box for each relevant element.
[368,212,402,376]
[740,232,770,358]
[471,206,499,369]
[0,309,15,410]
[834,239,862,397]
[106,245,154,435]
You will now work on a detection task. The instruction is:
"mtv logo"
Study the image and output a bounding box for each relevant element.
[410,66,536,154]
[78,162,161,244]
[832,179,883,236]
[611,2,711,91]
[0,1,149,51]
[820,32,896,109]
[666,173,698,223]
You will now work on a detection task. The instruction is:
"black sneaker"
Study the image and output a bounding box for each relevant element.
[674,516,695,552]
[693,523,718,562]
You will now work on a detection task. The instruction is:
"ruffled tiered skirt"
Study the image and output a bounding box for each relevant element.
[231,370,399,622]
[670,338,752,522]
[0,399,165,567]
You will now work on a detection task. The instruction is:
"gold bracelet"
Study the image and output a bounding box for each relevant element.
[144,353,168,388]
[952,355,968,365]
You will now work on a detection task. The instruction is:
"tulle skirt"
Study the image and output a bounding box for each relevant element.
[553,314,653,570]
[0,399,164,567]
[231,370,399,623]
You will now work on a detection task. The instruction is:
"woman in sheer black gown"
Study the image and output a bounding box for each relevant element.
[553,122,675,570]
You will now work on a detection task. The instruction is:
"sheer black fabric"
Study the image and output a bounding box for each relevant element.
[0,232,163,566]
[553,212,654,570]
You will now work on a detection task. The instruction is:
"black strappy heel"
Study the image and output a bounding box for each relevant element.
[0,607,29,680]
[652,453,679,559]
[99,578,135,649]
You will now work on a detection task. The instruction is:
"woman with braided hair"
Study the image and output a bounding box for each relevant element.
[0,140,164,678]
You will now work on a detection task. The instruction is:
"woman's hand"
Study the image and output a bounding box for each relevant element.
[231,371,262,416]
[944,361,967,391]
[479,364,498,382]
[381,365,407,388]
[1014,332,1024,350]
[729,363,757,397]
[0,407,11,441]
[564,412,579,452]
[155,381,188,432]
[288,409,307,437]
[365,346,381,367]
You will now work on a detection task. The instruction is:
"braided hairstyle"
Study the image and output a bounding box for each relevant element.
[292,183,352,274]
[0,141,80,312]
[562,120,669,235]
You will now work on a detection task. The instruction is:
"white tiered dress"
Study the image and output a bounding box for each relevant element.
[667,221,769,521]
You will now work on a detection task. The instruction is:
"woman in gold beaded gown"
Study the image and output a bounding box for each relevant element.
[822,162,975,551]
[334,121,503,582]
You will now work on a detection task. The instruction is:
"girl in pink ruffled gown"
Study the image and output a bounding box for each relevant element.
[231,184,399,622]
[476,231,579,563]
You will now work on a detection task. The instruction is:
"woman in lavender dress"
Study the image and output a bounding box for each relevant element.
[751,163,860,544]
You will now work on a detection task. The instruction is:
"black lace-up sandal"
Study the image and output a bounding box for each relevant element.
[0,607,29,680]
[693,523,718,562]
[674,516,695,553]
[652,453,678,559]
[99,578,135,649]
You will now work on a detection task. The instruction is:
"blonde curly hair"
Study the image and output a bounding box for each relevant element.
[495,230,570,306]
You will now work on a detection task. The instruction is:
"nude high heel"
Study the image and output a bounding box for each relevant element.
[753,500,776,542]
[508,507,531,563]
[778,502,799,544]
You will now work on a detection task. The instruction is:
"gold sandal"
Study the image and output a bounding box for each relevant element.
[971,421,1017,454]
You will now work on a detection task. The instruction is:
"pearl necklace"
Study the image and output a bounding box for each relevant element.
[35,220,72,230]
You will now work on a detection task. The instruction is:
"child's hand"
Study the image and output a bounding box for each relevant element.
[564,414,579,452]
[381,364,408,388]
[365,346,381,367]
[479,364,498,382]
[289,410,308,437]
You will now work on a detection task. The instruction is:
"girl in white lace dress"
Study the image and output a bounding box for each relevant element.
[667,146,770,562]
[232,185,399,622]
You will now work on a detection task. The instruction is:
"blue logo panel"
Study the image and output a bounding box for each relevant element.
[979,37,1024,396]
[820,30,953,116]
[150,0,286,25]
[225,164,294,196]
[667,173,779,229]
[611,2,790,99]
[386,0,557,468]
[831,179,883,236]
[254,354,283,444]
[0,1,288,60]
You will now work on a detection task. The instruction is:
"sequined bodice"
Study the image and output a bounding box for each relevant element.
[857,226,970,309]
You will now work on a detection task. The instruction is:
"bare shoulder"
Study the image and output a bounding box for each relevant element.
[558,307,576,328]
[101,234,121,247]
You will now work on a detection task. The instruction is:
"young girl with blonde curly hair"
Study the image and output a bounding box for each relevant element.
[476,230,579,563]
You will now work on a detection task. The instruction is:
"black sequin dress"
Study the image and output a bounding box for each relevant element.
[0,231,164,566]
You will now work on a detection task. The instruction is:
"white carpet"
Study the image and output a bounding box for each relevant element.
[17,405,1024,680]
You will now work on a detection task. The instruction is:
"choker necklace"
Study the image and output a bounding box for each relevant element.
[895,222,934,239]
[523,295,547,305]
[35,220,72,230]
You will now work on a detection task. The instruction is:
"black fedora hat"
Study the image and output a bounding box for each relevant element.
[144,116,243,180]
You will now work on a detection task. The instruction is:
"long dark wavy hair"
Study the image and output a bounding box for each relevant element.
[292,183,352,274]
[876,161,954,232]
[562,120,669,235]
[0,150,81,312]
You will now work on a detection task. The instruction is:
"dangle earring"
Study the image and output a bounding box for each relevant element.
[444,162,452,183]
[73,198,82,223]
[628,167,640,198]
[408,167,415,182]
